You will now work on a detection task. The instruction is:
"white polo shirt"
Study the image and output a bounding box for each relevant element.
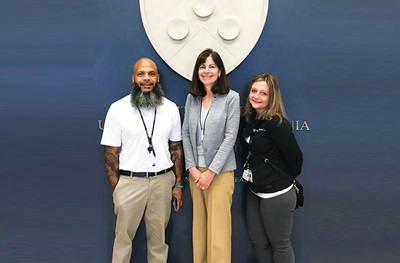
[101,95,182,172]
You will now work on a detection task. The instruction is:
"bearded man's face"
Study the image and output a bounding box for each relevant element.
[130,82,164,108]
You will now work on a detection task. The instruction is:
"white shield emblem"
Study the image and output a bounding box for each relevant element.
[140,0,269,80]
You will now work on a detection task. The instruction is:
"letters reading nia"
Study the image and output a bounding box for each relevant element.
[98,119,310,131]
[98,106,310,131]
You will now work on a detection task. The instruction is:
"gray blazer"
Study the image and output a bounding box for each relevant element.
[182,90,240,174]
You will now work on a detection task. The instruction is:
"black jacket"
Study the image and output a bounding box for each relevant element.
[243,116,303,193]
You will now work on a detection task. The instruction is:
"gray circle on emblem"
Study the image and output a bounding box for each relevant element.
[218,18,240,40]
[193,0,215,18]
[167,18,189,40]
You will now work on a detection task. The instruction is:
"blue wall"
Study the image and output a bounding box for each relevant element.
[1,0,399,262]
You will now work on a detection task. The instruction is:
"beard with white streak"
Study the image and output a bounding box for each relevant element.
[130,82,164,108]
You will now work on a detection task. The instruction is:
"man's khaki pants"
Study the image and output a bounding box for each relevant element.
[111,171,175,263]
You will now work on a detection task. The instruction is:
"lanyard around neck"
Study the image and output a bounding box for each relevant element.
[244,137,252,169]
[200,98,210,142]
[138,107,157,157]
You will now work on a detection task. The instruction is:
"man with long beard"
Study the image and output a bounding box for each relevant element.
[101,58,184,263]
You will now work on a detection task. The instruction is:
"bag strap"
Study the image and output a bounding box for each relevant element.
[256,152,279,170]
[256,152,300,185]
[248,124,301,188]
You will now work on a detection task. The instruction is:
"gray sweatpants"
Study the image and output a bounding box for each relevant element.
[246,186,296,263]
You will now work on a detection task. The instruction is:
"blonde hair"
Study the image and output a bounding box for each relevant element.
[243,73,287,123]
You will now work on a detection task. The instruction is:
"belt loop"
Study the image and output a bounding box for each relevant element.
[130,171,133,178]
[146,172,149,177]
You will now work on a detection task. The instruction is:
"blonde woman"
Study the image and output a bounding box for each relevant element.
[242,73,303,263]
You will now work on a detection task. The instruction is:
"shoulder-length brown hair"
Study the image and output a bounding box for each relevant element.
[189,48,231,97]
[243,73,288,124]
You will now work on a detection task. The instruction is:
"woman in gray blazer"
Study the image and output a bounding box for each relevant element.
[182,49,240,263]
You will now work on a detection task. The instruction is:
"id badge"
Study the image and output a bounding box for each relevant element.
[242,169,253,182]
[143,155,157,169]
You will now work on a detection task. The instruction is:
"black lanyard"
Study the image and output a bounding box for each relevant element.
[244,137,252,169]
[138,108,157,157]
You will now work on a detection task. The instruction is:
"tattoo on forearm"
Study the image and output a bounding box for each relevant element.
[104,146,120,183]
[169,141,184,184]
